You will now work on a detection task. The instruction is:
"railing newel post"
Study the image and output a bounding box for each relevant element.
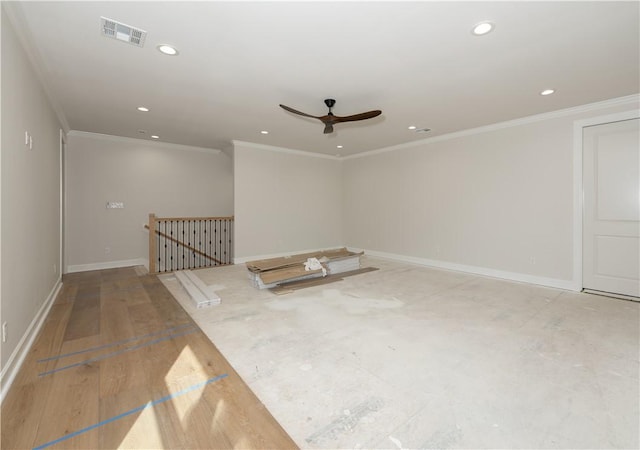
[149,213,157,273]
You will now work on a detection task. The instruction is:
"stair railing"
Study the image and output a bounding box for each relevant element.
[146,213,234,273]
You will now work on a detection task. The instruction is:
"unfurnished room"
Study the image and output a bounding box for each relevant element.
[1,1,639,449]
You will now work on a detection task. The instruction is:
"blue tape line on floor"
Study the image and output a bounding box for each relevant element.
[37,323,195,363]
[38,329,198,377]
[32,373,228,450]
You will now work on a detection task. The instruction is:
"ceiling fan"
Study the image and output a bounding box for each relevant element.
[279,99,382,134]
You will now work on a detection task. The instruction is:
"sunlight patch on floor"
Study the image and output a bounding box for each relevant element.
[121,405,164,449]
[165,345,208,423]
[211,398,226,427]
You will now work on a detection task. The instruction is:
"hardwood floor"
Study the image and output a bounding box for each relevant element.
[1,267,297,449]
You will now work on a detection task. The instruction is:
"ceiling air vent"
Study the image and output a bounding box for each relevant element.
[100,17,147,47]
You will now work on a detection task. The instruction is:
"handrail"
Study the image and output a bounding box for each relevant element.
[144,225,224,265]
[147,213,234,273]
[152,215,235,222]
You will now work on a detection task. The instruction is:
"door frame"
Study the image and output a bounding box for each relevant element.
[59,129,66,278]
[572,109,640,292]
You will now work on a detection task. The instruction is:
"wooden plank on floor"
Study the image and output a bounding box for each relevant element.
[2,266,298,450]
[1,300,74,449]
[140,275,192,327]
[98,386,165,449]
[12,302,73,386]
[63,283,101,341]
[1,380,52,449]
[32,342,101,450]
[99,292,147,398]
[259,266,324,285]
[270,275,345,295]
[270,266,380,295]
[246,247,353,272]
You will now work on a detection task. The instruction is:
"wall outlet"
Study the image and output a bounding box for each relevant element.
[105,246,111,254]
[2,322,7,343]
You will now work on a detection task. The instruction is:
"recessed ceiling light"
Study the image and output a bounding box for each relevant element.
[260,130,269,135]
[336,145,343,149]
[151,135,159,139]
[157,44,178,56]
[408,126,417,130]
[137,106,149,112]
[472,21,494,36]
[540,89,555,96]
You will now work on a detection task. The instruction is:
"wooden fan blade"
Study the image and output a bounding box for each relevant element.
[323,123,334,134]
[334,110,382,123]
[279,104,322,119]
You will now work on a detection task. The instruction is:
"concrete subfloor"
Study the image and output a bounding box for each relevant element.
[160,257,639,449]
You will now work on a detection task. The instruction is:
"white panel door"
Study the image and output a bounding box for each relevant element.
[583,118,639,298]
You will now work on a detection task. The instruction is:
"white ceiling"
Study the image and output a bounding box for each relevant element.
[7,1,640,157]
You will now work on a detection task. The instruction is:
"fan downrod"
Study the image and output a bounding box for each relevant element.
[324,98,336,112]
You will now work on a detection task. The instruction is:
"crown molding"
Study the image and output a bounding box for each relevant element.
[2,2,71,134]
[67,131,223,155]
[232,140,340,160]
[345,94,640,160]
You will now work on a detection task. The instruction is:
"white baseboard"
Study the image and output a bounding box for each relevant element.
[66,258,147,273]
[354,248,577,292]
[0,279,62,404]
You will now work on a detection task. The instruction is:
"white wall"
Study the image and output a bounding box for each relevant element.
[233,141,343,260]
[65,132,233,271]
[1,10,62,385]
[343,98,640,288]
